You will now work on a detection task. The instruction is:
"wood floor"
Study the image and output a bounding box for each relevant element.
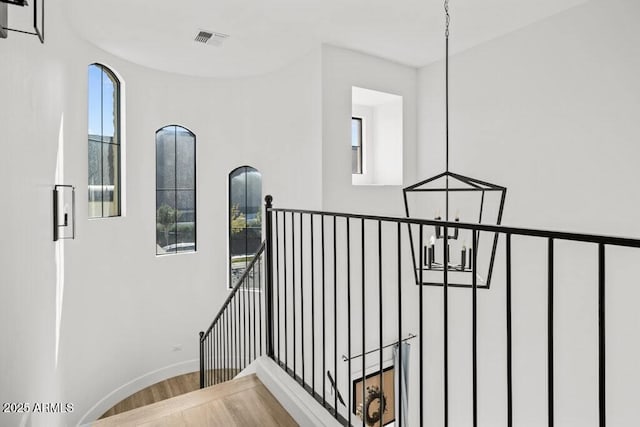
[99,370,238,419]
[93,374,297,426]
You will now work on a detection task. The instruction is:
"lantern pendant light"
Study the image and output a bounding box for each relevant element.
[403,0,507,289]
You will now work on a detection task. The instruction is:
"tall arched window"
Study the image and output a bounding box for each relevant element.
[88,63,121,218]
[229,166,262,285]
[156,125,196,255]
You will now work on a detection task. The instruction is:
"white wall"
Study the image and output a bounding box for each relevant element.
[322,45,417,216]
[373,100,403,185]
[0,10,66,427]
[0,5,321,425]
[4,0,640,425]
[417,0,640,425]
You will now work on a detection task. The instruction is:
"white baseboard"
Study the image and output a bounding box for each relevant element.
[250,356,342,427]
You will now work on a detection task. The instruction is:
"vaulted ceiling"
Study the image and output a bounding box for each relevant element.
[64,0,588,78]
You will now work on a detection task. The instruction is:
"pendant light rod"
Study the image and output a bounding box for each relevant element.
[445,0,450,174]
[444,0,450,221]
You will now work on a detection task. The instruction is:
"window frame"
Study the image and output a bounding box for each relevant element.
[88,63,122,218]
[155,124,197,256]
[228,165,262,288]
[351,116,363,175]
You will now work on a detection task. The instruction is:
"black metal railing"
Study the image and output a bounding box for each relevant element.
[265,198,640,426]
[201,194,640,426]
[199,242,265,388]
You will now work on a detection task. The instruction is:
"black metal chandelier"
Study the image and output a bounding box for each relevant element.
[404,0,506,289]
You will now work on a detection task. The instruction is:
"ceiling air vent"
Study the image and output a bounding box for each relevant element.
[194,30,229,46]
[194,31,213,44]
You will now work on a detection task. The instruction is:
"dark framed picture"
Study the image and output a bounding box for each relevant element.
[352,365,395,426]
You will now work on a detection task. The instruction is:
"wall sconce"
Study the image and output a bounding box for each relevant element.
[0,0,44,43]
[53,185,75,241]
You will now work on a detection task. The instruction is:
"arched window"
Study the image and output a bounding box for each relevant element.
[229,166,262,285]
[156,125,196,255]
[88,63,121,218]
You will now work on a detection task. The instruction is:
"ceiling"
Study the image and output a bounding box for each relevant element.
[64,0,588,78]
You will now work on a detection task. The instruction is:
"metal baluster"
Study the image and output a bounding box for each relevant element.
[599,243,606,427]
[239,286,243,373]
[259,255,263,356]
[236,290,240,376]
[216,324,220,384]
[240,286,244,371]
[227,304,231,381]
[199,331,204,388]
[212,331,215,384]
[472,228,478,427]
[225,309,230,381]
[213,325,217,384]
[253,259,257,361]
[242,276,247,368]
[276,210,281,363]
[229,295,233,378]
[245,276,250,367]
[292,212,297,377]
[211,331,213,385]
[224,308,227,381]
[444,225,449,427]
[419,225,424,426]
[211,327,215,385]
[397,222,403,427]
[244,277,248,370]
[506,234,513,427]
[333,215,338,417]
[284,212,289,370]
[548,238,555,427]
[322,214,327,408]
[228,308,232,381]
[347,218,352,426]
[361,218,366,427]
[311,214,316,393]
[301,212,305,385]
[379,220,384,427]
[224,306,231,381]
[204,332,208,387]
[246,274,250,365]
[231,292,235,376]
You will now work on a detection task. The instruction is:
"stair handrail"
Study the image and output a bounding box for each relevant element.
[200,241,266,339]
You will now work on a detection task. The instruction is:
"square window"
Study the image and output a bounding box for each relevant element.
[352,117,363,175]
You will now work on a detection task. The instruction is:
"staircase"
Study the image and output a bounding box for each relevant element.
[92,374,296,427]
[100,194,640,426]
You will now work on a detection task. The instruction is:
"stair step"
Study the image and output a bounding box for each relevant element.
[93,374,297,426]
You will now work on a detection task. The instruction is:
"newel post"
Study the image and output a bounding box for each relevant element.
[199,331,205,388]
[264,195,275,358]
